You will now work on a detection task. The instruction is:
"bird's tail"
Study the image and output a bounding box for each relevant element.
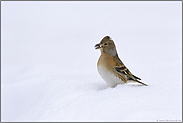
[134,80,148,86]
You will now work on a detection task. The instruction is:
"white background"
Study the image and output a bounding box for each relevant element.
[1,1,182,122]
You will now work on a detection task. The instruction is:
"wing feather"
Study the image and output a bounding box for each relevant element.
[113,56,141,81]
[113,55,147,86]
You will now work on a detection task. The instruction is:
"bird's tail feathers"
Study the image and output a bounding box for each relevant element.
[134,80,148,86]
[132,75,141,80]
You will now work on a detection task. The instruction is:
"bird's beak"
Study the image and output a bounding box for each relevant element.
[95,43,102,49]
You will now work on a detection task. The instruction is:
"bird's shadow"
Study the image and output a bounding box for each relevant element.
[126,82,149,87]
[97,83,109,90]
[127,84,145,87]
[97,82,148,91]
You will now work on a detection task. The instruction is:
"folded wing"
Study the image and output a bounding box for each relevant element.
[113,56,148,86]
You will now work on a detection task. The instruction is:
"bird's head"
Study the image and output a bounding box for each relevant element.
[95,36,117,56]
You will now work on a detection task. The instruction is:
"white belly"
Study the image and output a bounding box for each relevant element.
[98,65,125,87]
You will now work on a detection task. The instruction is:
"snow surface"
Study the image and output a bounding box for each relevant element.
[1,1,182,122]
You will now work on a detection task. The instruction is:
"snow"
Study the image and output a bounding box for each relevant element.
[1,1,182,122]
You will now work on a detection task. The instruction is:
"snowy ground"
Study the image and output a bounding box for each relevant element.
[1,1,182,122]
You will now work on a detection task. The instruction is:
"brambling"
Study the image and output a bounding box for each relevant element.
[95,36,148,87]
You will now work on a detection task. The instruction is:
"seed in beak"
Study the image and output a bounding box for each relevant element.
[95,43,101,49]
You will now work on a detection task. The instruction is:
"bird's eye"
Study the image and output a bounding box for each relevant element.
[104,43,107,45]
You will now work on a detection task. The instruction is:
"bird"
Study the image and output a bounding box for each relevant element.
[95,36,148,87]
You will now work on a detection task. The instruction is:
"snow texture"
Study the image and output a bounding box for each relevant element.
[1,1,182,122]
